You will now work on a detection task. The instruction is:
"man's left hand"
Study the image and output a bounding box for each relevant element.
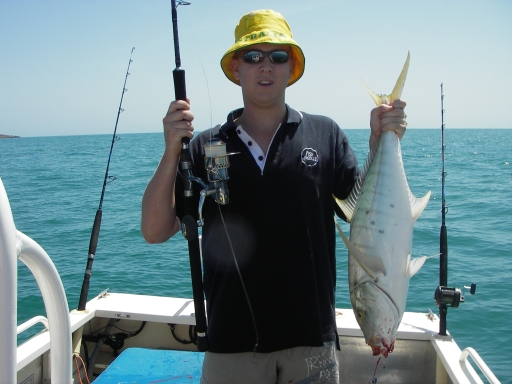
[369,99,407,151]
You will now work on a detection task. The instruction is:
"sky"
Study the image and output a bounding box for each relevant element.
[1,0,511,137]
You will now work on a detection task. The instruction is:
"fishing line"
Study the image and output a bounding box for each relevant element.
[187,3,213,128]
[218,208,260,351]
[185,2,260,351]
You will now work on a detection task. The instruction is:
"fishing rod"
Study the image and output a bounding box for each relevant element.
[77,47,135,311]
[438,83,449,335]
[171,0,210,352]
[434,83,476,335]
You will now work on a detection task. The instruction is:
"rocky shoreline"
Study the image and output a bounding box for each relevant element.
[0,134,20,138]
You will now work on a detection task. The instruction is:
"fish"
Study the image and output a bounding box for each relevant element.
[335,51,431,357]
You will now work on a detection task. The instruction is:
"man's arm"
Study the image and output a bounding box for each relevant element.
[141,99,194,243]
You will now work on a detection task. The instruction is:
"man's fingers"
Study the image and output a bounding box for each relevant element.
[380,116,407,127]
[373,104,392,117]
[166,99,191,115]
[381,116,407,139]
[382,108,405,118]
[164,109,194,124]
[391,99,406,109]
[164,99,194,125]
[380,100,407,139]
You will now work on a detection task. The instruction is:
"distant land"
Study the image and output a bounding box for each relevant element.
[0,134,20,138]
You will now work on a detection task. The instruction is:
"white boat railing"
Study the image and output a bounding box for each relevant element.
[0,177,72,383]
[16,315,50,335]
[460,347,500,384]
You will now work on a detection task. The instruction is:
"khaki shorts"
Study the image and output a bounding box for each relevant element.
[200,341,339,384]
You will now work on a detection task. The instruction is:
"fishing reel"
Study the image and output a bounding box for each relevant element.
[434,283,476,308]
[434,282,476,336]
[184,138,238,228]
[179,137,239,253]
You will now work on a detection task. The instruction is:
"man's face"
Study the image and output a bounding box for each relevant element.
[230,43,294,107]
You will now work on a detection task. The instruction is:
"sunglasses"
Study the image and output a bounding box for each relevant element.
[241,50,289,64]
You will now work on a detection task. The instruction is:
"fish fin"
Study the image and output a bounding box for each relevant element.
[335,219,387,278]
[334,145,378,222]
[410,190,431,222]
[334,195,355,223]
[389,51,410,102]
[408,255,427,277]
[360,51,410,106]
[361,79,383,106]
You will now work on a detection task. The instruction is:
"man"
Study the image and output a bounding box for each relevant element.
[142,9,406,384]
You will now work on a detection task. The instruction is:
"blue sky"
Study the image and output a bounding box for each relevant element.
[1,0,511,137]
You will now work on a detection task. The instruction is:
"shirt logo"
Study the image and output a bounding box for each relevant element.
[301,148,319,167]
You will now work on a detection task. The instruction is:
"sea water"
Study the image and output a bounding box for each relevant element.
[1,129,511,382]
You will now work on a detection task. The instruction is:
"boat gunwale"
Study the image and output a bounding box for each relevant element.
[17,292,448,371]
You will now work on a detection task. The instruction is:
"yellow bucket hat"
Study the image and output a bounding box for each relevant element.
[220,9,305,87]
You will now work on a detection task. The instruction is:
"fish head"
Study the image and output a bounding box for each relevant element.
[351,280,400,358]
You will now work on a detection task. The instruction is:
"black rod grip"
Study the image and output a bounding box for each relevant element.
[173,68,187,101]
[189,239,208,332]
[173,68,189,146]
[439,303,447,336]
[88,210,102,256]
[438,224,448,335]
[77,209,103,310]
[440,225,448,287]
[182,215,209,351]
[77,271,91,311]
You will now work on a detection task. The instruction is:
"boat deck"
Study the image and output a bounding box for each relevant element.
[15,292,489,383]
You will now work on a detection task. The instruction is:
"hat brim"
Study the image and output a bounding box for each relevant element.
[221,41,305,87]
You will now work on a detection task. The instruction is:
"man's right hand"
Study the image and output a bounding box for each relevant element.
[163,98,195,156]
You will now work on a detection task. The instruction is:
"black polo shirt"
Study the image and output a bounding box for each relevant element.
[175,105,359,353]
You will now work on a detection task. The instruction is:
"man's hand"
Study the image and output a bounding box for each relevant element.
[163,98,195,156]
[369,99,407,152]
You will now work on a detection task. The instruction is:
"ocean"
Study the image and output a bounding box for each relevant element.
[1,129,510,382]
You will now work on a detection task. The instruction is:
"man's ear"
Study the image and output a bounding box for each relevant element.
[230,59,240,81]
[289,55,295,78]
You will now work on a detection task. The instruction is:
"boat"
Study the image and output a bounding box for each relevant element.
[0,174,501,384]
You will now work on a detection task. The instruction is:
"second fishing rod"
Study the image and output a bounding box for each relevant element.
[434,83,476,335]
[77,47,135,311]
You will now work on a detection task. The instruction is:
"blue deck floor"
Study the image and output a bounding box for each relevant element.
[94,348,205,383]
